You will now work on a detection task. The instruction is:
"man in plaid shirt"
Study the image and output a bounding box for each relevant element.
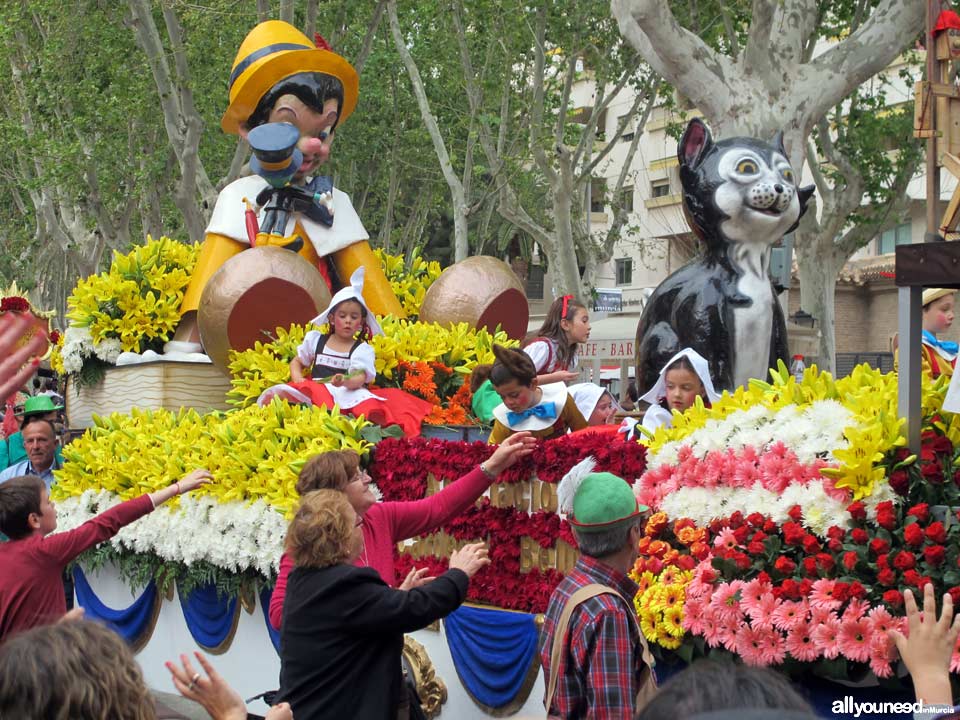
[540,459,654,719]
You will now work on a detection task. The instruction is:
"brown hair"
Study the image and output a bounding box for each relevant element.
[528,294,587,370]
[0,620,156,720]
[0,475,44,540]
[490,344,537,388]
[665,355,697,375]
[285,489,356,568]
[469,364,493,392]
[296,450,360,495]
[325,298,372,342]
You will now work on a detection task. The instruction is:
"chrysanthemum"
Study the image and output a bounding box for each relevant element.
[741,578,774,609]
[866,606,896,636]
[662,606,686,638]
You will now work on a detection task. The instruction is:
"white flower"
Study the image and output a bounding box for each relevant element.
[93,338,122,363]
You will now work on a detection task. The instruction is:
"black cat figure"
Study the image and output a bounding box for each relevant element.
[635,118,814,395]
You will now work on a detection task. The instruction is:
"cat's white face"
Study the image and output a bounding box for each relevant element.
[714,148,801,244]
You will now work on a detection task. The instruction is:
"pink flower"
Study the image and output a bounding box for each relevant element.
[758,453,789,493]
[740,446,760,466]
[758,626,787,666]
[713,528,739,551]
[701,451,726,488]
[718,617,742,652]
[736,624,770,666]
[700,610,723,649]
[837,617,872,663]
[741,578,774,608]
[866,606,896,636]
[812,615,842,659]
[808,604,835,626]
[772,600,808,632]
[744,593,779,630]
[785,620,820,662]
[821,475,851,502]
[841,598,869,623]
[682,597,706,635]
[809,579,842,611]
[732,460,761,488]
[868,634,897,679]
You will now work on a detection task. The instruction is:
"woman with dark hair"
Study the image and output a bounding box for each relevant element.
[523,294,591,385]
[277,490,488,719]
[268,430,535,629]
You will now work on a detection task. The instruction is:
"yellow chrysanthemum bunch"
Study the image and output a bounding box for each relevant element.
[66,236,199,352]
[643,360,953,501]
[633,568,693,650]
[373,248,442,318]
[226,319,519,407]
[52,399,371,517]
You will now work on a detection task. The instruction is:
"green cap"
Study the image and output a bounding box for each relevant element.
[470,379,501,423]
[569,471,645,532]
[16,395,63,417]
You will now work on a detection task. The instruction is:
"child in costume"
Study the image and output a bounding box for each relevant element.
[258,268,431,436]
[637,348,720,434]
[523,294,590,385]
[168,20,403,351]
[569,383,619,426]
[486,345,587,445]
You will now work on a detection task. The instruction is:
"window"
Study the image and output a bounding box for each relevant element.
[619,113,635,142]
[616,258,633,286]
[651,179,670,198]
[621,186,634,213]
[590,178,607,213]
[525,265,545,300]
[878,222,912,254]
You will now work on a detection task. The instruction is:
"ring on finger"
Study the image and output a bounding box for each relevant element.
[188,673,201,691]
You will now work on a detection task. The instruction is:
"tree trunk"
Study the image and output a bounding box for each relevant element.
[795,234,846,374]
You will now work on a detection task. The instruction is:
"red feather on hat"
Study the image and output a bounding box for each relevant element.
[314,33,332,51]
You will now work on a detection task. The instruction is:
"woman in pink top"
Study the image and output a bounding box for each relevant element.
[269,431,535,629]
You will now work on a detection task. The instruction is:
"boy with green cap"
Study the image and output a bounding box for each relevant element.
[540,457,657,719]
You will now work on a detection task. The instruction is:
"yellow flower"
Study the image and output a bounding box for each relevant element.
[662,605,685,638]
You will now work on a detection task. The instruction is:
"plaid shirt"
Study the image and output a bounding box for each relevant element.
[539,555,643,719]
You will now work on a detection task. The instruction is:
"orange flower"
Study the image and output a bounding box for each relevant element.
[647,540,670,558]
[644,512,669,537]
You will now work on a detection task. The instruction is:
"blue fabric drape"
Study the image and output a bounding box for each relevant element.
[260,587,281,653]
[178,583,238,650]
[444,605,539,709]
[72,566,157,644]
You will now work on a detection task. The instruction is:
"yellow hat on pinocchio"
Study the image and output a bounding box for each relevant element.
[221,20,359,135]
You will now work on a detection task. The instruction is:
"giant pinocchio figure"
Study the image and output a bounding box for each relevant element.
[171,20,404,349]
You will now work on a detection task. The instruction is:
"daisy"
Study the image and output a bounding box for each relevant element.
[785,620,820,662]
[682,597,706,634]
[709,581,744,623]
[837,617,872,663]
[713,527,739,551]
[866,606,896,636]
[811,615,842,659]
[745,593,779,631]
[736,624,770,666]
[741,578,774,609]
[809,579,842,611]
[662,606,685,638]
[772,599,808,632]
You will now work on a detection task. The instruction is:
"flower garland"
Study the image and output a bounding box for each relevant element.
[51,236,198,382]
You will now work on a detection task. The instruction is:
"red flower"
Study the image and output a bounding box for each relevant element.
[949,587,960,605]
[869,538,890,556]
[877,553,889,569]
[802,556,819,577]
[816,553,835,572]
[782,522,806,546]
[780,579,800,599]
[850,528,869,544]
[875,501,897,531]
[877,568,897,586]
[787,505,803,522]
[677,555,696,571]
[733,525,750,544]
[763,520,777,533]
[904,523,925,547]
[827,538,843,552]
[0,296,29,313]
[729,511,745,528]
[883,590,904,607]
[924,545,946,567]
[746,512,766,528]
[827,526,846,542]
[802,535,821,554]
[888,469,909,496]
[774,557,796,575]
[925,522,948,544]
[892,551,916,571]
[733,552,752,570]
[842,551,858,571]
[847,501,867,521]
[747,541,765,556]
[907,503,930,523]
[848,581,866,599]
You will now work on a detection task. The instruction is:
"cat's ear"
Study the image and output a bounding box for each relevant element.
[772,130,787,157]
[678,118,713,169]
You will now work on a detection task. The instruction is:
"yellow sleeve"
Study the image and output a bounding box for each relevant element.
[487,420,513,445]
[564,396,588,431]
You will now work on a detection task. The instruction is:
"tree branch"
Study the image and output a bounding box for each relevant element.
[354,0,387,75]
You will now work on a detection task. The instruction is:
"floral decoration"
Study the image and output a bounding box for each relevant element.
[51,236,198,384]
[373,248,442,318]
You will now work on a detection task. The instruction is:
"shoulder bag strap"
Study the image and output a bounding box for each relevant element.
[545,582,657,717]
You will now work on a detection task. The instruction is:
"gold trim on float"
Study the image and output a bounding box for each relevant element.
[403,635,447,719]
